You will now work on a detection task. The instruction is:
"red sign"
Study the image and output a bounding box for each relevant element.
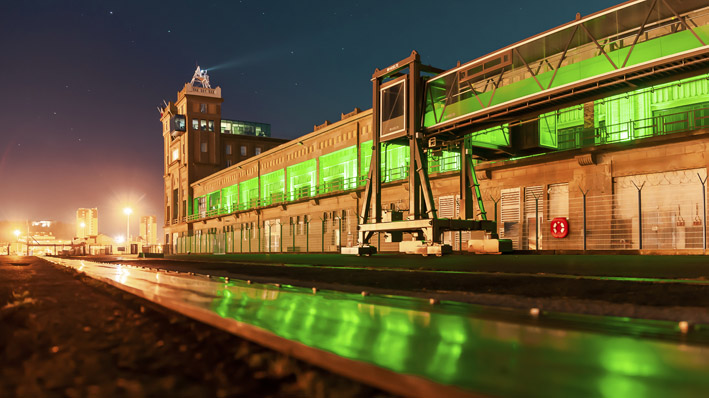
[550,217,569,238]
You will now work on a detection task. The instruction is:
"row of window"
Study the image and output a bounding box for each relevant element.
[225,144,262,156]
[192,119,215,132]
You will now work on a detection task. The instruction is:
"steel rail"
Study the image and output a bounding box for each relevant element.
[43,256,482,398]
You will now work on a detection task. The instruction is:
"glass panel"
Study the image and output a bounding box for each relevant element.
[319,146,357,193]
[287,159,316,200]
[381,81,406,139]
[261,169,285,205]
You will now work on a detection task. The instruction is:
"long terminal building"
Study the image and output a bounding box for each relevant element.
[161,0,709,254]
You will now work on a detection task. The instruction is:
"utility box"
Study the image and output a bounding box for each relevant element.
[382,210,404,222]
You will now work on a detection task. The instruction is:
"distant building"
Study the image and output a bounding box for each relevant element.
[76,208,98,238]
[140,215,158,245]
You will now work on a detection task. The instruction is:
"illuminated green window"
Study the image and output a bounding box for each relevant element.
[193,197,203,216]
[207,190,221,212]
[319,146,357,193]
[360,140,373,180]
[382,143,409,182]
[468,124,511,148]
[221,184,238,213]
[261,169,285,205]
[428,149,460,174]
[359,140,410,183]
[287,159,316,200]
[239,178,259,210]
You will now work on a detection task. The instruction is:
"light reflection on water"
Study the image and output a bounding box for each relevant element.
[49,257,709,398]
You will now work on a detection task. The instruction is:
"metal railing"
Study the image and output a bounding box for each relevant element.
[557,107,709,150]
[185,155,465,224]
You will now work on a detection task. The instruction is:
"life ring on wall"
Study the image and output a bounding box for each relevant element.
[550,217,569,238]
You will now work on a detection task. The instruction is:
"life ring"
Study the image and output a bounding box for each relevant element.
[550,217,569,238]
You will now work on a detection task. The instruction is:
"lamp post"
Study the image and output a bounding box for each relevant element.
[13,229,20,255]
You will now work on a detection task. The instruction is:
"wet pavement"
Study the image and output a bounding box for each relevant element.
[47,256,709,398]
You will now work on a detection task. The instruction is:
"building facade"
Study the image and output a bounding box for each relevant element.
[164,0,709,254]
[159,69,290,246]
[139,215,158,245]
[76,208,98,238]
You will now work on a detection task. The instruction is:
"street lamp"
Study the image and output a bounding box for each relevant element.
[123,207,132,244]
[80,222,86,239]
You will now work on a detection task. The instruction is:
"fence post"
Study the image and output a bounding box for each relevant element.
[699,173,708,251]
[583,191,588,251]
[268,224,271,253]
[535,195,539,251]
[292,222,296,252]
[258,224,262,253]
[306,221,309,252]
[240,226,243,253]
[280,223,283,253]
[489,195,500,224]
[339,217,342,249]
[248,227,251,253]
[322,219,325,252]
[632,181,645,250]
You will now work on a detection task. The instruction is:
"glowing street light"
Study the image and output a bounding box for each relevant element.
[80,222,86,238]
[123,207,132,244]
[115,235,125,244]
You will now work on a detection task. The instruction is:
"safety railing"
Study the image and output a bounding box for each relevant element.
[184,154,463,224]
[556,107,709,150]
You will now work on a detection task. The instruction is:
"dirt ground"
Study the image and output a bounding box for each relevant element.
[0,257,395,398]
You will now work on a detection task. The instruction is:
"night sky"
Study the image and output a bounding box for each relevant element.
[0,0,620,240]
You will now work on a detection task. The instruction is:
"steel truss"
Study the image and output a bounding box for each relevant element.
[357,52,493,249]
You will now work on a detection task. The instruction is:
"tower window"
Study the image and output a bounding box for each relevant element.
[201,142,208,153]
[255,147,262,155]
[200,103,207,113]
[226,144,232,155]
[192,119,199,130]
[200,120,207,131]
[208,120,214,132]
[240,146,247,156]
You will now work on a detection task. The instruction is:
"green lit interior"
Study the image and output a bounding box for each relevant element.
[287,159,316,200]
[319,146,357,193]
[190,73,709,219]
[540,73,709,149]
[261,169,285,205]
[239,177,259,210]
[424,25,709,129]
[187,20,709,220]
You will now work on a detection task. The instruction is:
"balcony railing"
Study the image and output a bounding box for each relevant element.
[557,107,709,150]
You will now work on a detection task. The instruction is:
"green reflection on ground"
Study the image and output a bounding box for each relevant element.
[209,282,709,397]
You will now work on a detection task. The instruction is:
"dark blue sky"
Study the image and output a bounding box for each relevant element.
[0,0,620,239]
